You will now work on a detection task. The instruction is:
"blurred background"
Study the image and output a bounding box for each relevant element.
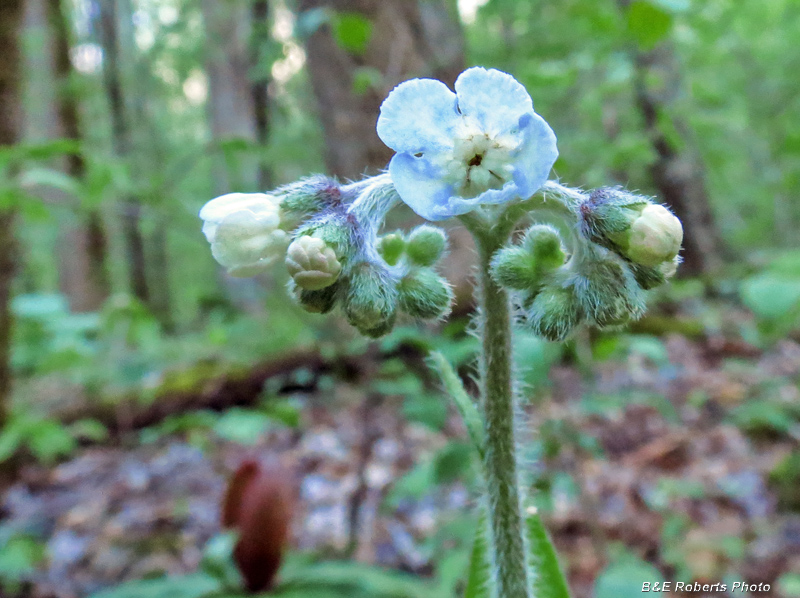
[0,0,799,596]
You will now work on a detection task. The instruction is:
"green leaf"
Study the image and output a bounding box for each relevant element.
[0,426,23,463]
[464,514,490,598]
[68,419,109,442]
[429,351,485,458]
[26,419,77,464]
[626,1,673,50]
[0,534,45,581]
[740,273,800,320]
[352,67,383,95]
[594,553,663,598]
[332,12,373,55]
[212,409,271,445]
[526,509,571,598]
[19,167,81,197]
[777,573,800,597]
[87,573,221,598]
[277,560,447,598]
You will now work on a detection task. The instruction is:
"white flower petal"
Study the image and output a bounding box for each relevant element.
[377,78,461,154]
[509,112,559,197]
[388,154,457,221]
[199,193,279,224]
[454,67,534,137]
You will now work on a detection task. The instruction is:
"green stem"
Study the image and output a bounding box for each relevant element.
[473,228,530,598]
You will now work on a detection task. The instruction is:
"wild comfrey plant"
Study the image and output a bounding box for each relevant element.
[200,67,682,598]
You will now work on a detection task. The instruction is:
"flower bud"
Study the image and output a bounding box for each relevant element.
[572,258,645,328]
[398,269,453,319]
[491,225,565,291]
[523,225,567,269]
[295,216,353,263]
[378,232,406,266]
[579,188,682,270]
[285,236,341,290]
[405,225,447,267]
[343,262,398,337]
[525,285,583,342]
[292,283,338,314]
[277,175,341,228]
[491,247,540,291]
[199,193,289,277]
[628,256,679,290]
[622,204,683,267]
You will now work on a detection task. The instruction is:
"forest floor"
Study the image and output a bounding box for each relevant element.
[3,322,800,598]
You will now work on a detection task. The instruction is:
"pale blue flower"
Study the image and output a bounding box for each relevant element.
[377,67,558,221]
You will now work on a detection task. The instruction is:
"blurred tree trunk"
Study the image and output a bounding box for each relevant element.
[298,0,465,179]
[0,0,25,427]
[98,0,150,304]
[613,0,723,277]
[202,0,262,195]
[632,48,723,276]
[251,0,272,189]
[48,0,110,312]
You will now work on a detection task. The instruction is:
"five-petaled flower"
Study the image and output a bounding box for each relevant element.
[377,67,558,221]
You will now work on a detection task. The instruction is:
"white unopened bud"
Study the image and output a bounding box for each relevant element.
[624,205,683,267]
[199,193,289,277]
[285,236,342,290]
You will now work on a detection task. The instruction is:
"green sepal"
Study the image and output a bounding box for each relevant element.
[525,285,583,342]
[292,281,339,314]
[491,246,541,291]
[571,258,645,328]
[343,261,397,337]
[397,269,453,319]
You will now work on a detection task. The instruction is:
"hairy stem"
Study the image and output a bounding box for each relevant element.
[473,227,531,598]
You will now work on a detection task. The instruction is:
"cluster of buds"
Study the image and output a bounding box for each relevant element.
[289,217,453,338]
[490,188,682,341]
[199,176,339,277]
[201,175,453,338]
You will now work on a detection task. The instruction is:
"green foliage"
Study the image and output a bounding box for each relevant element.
[0,528,45,591]
[526,511,571,598]
[89,540,446,598]
[331,12,373,55]
[626,1,673,50]
[740,250,800,340]
[778,573,800,597]
[769,452,800,512]
[88,574,220,598]
[464,514,490,598]
[429,351,485,456]
[594,551,664,598]
[0,411,78,465]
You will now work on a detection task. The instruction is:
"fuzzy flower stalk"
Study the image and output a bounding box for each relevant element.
[199,67,683,598]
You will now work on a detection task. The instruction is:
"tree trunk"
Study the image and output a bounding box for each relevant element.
[0,0,25,427]
[202,0,262,195]
[98,0,150,304]
[49,0,110,312]
[251,0,272,189]
[298,0,465,179]
[632,47,723,276]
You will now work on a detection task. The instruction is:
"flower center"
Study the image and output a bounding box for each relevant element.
[443,126,518,199]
